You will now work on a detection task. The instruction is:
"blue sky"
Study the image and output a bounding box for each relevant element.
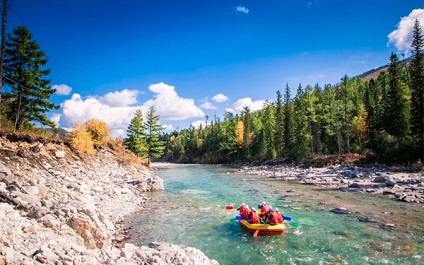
[6,0,424,136]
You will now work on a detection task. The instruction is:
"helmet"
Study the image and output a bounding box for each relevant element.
[262,201,266,205]
[275,208,279,212]
[242,203,245,206]
[246,205,249,208]
[251,207,256,211]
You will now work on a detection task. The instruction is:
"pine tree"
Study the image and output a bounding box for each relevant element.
[3,26,58,130]
[125,109,148,157]
[385,53,410,138]
[0,0,9,108]
[410,19,424,160]
[283,83,294,160]
[274,90,284,160]
[144,106,165,165]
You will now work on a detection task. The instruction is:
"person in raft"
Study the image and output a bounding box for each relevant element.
[265,207,279,225]
[258,201,270,217]
[247,207,260,224]
[274,208,284,224]
[237,203,251,220]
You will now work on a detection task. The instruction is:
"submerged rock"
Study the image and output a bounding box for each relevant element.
[331,207,351,214]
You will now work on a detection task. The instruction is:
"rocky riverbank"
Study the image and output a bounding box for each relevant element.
[236,163,424,203]
[0,135,218,265]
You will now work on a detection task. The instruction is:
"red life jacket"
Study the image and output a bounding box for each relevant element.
[242,207,250,219]
[261,205,270,214]
[249,211,260,223]
[276,211,283,224]
[269,211,278,224]
[238,205,246,215]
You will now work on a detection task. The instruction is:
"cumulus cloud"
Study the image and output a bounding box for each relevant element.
[161,124,173,131]
[50,113,61,126]
[200,102,217,110]
[226,97,266,114]
[55,83,204,138]
[101,89,139,107]
[236,6,249,14]
[52,84,72,95]
[212,93,228,103]
[191,120,207,129]
[388,9,424,50]
[144,82,205,120]
[58,93,140,138]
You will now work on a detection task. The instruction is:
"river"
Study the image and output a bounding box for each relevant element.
[125,163,424,265]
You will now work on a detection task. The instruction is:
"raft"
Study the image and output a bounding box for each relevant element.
[239,220,285,235]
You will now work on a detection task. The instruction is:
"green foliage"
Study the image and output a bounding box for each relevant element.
[145,106,165,164]
[158,25,423,164]
[2,26,58,131]
[125,109,148,157]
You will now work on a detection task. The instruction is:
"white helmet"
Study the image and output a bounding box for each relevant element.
[275,208,279,212]
[251,207,256,211]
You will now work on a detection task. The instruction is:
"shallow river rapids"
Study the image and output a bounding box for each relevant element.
[125,163,424,265]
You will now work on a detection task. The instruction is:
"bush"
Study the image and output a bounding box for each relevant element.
[84,119,110,148]
[66,124,96,156]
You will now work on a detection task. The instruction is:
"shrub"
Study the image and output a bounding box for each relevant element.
[84,119,110,148]
[66,124,96,156]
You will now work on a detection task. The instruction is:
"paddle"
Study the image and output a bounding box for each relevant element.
[230,217,236,222]
[225,205,234,210]
[288,222,299,228]
[253,223,265,237]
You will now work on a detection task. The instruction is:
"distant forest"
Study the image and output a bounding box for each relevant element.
[160,20,424,164]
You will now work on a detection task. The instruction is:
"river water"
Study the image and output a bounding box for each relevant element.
[125,163,424,265]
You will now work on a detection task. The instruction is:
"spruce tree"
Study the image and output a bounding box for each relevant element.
[283,83,294,160]
[275,90,284,160]
[125,109,148,157]
[3,26,58,130]
[410,19,424,160]
[385,53,410,138]
[144,106,165,165]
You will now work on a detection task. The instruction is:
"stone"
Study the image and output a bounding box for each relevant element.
[55,150,66,158]
[38,184,48,198]
[0,162,15,185]
[373,176,387,183]
[331,207,351,214]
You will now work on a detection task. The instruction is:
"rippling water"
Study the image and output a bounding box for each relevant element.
[125,163,424,265]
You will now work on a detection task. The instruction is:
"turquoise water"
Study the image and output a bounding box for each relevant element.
[125,164,424,265]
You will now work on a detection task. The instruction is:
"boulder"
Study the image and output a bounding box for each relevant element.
[373,176,387,183]
[331,207,351,214]
[0,162,15,185]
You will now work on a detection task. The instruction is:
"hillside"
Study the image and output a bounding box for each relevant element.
[0,133,218,264]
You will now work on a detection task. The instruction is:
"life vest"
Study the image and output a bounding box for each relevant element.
[238,205,246,215]
[241,207,250,220]
[260,205,270,215]
[276,211,283,224]
[249,211,260,223]
[268,211,278,224]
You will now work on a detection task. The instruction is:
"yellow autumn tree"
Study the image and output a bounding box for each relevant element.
[66,123,96,156]
[84,119,111,148]
[235,120,244,149]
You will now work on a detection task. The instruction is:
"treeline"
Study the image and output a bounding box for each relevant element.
[161,20,424,164]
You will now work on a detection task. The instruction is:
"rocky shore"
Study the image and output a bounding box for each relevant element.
[236,163,424,203]
[0,135,218,265]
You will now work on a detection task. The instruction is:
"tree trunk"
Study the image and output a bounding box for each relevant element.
[0,0,8,107]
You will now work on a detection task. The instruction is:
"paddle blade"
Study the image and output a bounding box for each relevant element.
[230,217,236,223]
[289,222,299,228]
[283,216,292,221]
[253,229,260,237]
[226,205,234,210]
[235,215,243,220]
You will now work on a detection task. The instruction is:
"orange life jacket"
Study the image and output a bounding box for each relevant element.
[269,211,278,224]
[241,207,250,219]
[276,211,283,224]
[260,205,270,214]
[249,211,260,223]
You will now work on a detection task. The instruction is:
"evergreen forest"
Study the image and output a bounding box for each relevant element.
[160,20,424,164]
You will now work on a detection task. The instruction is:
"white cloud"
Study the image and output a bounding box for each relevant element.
[212,93,228,103]
[200,102,217,110]
[101,89,139,107]
[388,9,424,51]
[226,97,266,114]
[50,113,61,126]
[236,6,249,14]
[55,83,204,138]
[161,124,173,131]
[144,82,205,120]
[58,93,140,138]
[191,120,207,129]
[53,84,72,95]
